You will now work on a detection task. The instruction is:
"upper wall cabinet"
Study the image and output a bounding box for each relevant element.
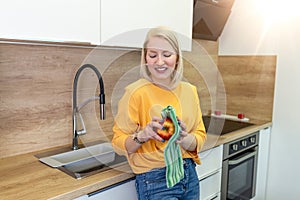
[100,0,194,51]
[0,0,100,44]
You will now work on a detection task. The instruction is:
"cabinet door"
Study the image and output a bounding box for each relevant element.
[0,0,100,44]
[196,145,223,180]
[82,179,138,200]
[199,171,221,200]
[255,127,271,200]
[100,0,193,50]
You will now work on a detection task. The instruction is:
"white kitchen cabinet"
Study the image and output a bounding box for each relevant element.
[0,0,100,44]
[74,178,138,200]
[100,0,194,50]
[1,0,193,49]
[254,127,271,200]
[196,145,223,200]
[199,171,221,200]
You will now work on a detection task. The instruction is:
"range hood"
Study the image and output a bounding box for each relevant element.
[193,0,235,41]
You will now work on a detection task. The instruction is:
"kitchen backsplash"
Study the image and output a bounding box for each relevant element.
[0,39,275,158]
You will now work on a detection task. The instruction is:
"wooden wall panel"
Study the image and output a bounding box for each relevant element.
[217,56,276,122]
[4,39,278,159]
[183,39,219,115]
[0,43,90,157]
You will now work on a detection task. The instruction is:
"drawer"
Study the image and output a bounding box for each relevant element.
[199,170,222,200]
[203,192,221,200]
[74,179,138,200]
[196,145,223,179]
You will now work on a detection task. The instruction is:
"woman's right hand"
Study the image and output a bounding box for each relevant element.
[136,116,165,143]
[126,117,165,154]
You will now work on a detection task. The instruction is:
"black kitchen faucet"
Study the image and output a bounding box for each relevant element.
[72,64,105,150]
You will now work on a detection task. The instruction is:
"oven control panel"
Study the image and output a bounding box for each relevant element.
[223,132,259,159]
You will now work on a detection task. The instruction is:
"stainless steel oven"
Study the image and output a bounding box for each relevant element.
[221,132,259,200]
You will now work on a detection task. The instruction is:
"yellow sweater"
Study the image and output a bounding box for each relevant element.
[112,79,206,174]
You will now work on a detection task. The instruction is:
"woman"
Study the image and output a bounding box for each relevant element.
[112,27,206,200]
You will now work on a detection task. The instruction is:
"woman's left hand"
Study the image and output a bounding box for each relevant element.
[176,117,197,151]
[176,117,188,144]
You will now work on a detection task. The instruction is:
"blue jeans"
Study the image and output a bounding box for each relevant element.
[135,158,200,200]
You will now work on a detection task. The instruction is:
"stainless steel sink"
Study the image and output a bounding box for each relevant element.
[37,143,127,179]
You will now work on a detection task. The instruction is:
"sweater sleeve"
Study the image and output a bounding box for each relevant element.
[193,85,207,151]
[182,85,207,164]
[111,87,139,157]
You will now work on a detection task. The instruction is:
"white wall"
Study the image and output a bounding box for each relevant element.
[219,0,300,199]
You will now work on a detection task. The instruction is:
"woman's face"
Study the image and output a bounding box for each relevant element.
[145,36,178,86]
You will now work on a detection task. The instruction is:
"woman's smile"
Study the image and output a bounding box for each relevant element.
[155,66,168,72]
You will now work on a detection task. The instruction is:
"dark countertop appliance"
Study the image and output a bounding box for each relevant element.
[202,115,254,136]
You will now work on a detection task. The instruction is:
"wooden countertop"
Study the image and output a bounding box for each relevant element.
[0,121,272,200]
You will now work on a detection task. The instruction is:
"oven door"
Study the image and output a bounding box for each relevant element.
[222,147,258,200]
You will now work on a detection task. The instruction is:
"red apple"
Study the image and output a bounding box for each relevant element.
[157,117,175,140]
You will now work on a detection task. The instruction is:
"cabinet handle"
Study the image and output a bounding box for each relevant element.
[199,170,219,181]
[204,193,219,200]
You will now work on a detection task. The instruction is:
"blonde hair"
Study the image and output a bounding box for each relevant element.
[140,27,183,89]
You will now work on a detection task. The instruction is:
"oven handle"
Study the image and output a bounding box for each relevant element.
[228,151,257,165]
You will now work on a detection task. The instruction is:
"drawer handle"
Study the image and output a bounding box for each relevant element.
[199,170,219,181]
[210,194,219,200]
[203,193,219,200]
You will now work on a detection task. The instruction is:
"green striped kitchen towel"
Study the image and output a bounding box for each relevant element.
[161,106,184,188]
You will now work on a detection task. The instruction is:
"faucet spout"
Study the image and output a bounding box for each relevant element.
[72,64,105,150]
